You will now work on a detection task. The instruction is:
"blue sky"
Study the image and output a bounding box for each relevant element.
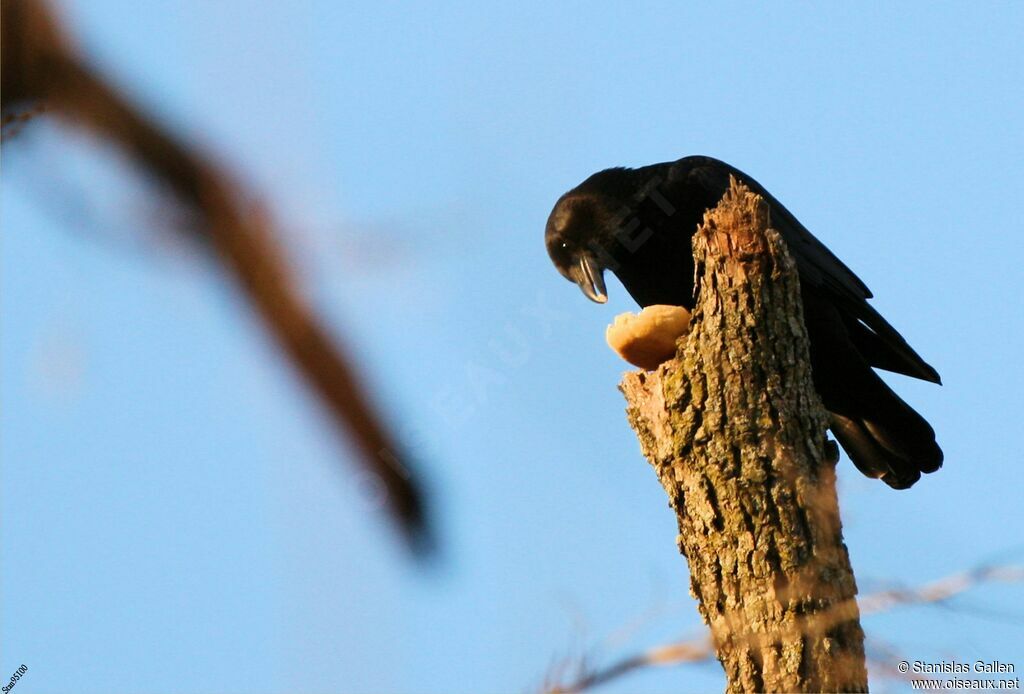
[3,2,1023,692]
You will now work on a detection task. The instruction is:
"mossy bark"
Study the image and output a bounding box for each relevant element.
[620,180,868,693]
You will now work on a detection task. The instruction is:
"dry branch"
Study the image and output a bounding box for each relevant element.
[619,180,867,691]
[1,0,430,551]
[546,564,1024,693]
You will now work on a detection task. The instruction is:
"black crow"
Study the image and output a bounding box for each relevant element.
[545,155,942,489]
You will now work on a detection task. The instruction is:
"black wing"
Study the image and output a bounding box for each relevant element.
[668,155,940,384]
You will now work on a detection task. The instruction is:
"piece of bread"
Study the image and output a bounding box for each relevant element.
[605,305,692,370]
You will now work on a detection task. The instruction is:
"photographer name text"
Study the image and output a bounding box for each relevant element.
[904,661,1016,675]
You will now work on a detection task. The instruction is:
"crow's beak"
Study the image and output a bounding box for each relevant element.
[568,253,608,304]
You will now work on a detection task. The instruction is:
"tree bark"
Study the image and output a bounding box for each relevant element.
[620,179,868,692]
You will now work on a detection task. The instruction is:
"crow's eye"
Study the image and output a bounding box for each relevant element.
[561,242,568,249]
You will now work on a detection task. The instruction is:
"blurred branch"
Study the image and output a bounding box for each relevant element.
[858,565,1024,615]
[1,0,431,553]
[545,564,1024,693]
[545,640,714,694]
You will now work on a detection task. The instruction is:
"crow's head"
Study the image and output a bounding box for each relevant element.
[546,167,644,303]
[544,192,613,303]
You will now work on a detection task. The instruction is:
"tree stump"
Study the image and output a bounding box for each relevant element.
[620,179,868,693]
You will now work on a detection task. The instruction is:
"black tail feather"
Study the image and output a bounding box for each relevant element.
[829,408,943,489]
[846,316,942,384]
[801,290,943,489]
